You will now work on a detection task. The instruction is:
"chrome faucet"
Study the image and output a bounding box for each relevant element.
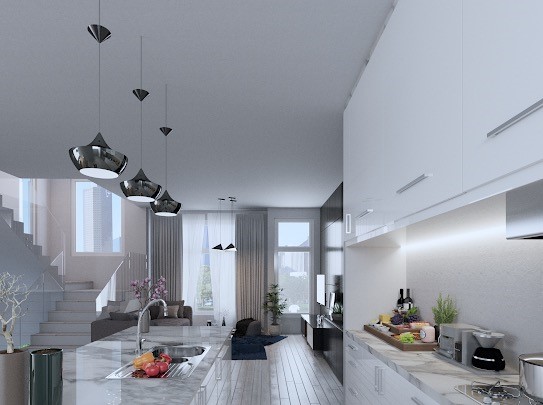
[136,298,167,355]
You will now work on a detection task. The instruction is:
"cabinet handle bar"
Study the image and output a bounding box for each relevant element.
[356,209,373,219]
[396,174,432,194]
[348,387,358,397]
[345,214,351,234]
[411,397,425,405]
[487,97,543,138]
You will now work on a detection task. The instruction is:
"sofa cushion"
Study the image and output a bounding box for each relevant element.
[149,306,165,320]
[151,318,190,327]
[123,299,141,313]
[165,300,184,318]
[245,320,262,336]
[109,311,138,321]
[166,305,179,318]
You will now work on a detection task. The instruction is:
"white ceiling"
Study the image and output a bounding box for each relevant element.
[0,0,392,210]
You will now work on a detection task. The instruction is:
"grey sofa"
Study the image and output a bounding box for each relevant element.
[91,305,193,341]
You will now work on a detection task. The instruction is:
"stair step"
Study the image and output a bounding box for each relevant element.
[31,333,91,346]
[48,311,97,322]
[56,300,96,311]
[0,206,13,225]
[64,290,100,301]
[11,220,24,235]
[64,281,94,291]
[40,322,91,333]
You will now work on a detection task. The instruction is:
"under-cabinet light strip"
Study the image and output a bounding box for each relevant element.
[487,97,543,138]
[396,173,432,194]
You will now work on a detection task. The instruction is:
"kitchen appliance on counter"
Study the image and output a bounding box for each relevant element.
[436,323,483,366]
[519,353,543,403]
[471,330,506,371]
[455,381,541,405]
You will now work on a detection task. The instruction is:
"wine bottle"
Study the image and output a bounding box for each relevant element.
[403,289,414,310]
[396,289,404,310]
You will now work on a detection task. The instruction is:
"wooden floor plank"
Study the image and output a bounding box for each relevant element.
[226,335,341,405]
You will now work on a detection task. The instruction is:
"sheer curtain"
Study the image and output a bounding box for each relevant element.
[208,212,236,325]
[147,209,182,300]
[181,214,206,310]
[236,212,266,322]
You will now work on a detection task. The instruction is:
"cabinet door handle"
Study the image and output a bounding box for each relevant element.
[411,397,425,405]
[345,214,352,234]
[348,360,357,369]
[396,173,433,194]
[374,365,379,391]
[487,97,543,138]
[375,367,384,395]
[347,344,358,351]
[348,387,359,397]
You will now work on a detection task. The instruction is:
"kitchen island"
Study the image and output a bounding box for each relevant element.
[347,330,519,405]
[62,326,232,405]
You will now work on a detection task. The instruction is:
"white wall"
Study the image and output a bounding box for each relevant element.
[0,170,21,218]
[49,179,147,289]
[267,208,320,334]
[406,193,543,365]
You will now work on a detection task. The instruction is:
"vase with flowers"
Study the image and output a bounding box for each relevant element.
[130,276,168,332]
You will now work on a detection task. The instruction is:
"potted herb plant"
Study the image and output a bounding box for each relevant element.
[0,272,34,404]
[262,283,287,336]
[431,293,459,339]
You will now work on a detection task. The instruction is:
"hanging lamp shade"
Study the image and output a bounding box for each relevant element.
[225,197,237,252]
[120,168,162,202]
[69,133,127,179]
[120,36,161,202]
[151,190,181,216]
[68,17,127,179]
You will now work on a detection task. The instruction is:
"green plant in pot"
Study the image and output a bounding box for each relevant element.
[0,272,34,404]
[431,293,458,339]
[263,283,287,336]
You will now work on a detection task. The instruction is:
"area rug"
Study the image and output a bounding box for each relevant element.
[231,335,287,360]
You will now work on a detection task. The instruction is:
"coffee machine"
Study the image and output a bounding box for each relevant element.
[471,330,505,371]
[436,323,483,366]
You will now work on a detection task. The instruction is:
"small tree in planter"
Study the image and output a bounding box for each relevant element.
[263,283,287,335]
[0,272,33,353]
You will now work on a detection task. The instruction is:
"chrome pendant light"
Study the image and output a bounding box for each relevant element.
[151,84,182,216]
[69,0,127,179]
[120,36,162,202]
[225,197,237,252]
[212,198,225,250]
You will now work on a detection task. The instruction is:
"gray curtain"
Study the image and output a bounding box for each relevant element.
[235,212,266,321]
[147,209,182,300]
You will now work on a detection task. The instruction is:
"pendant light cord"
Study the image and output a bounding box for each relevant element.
[165,84,168,188]
[98,0,101,133]
[140,36,143,168]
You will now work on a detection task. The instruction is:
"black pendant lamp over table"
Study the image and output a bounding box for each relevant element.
[212,198,225,251]
[225,197,237,252]
[151,84,182,216]
[120,36,162,202]
[69,1,127,179]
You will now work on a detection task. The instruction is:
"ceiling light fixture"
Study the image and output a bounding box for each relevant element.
[68,0,127,179]
[212,198,225,251]
[151,84,181,216]
[225,197,237,252]
[120,36,162,202]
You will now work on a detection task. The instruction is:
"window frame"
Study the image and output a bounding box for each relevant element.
[274,219,313,314]
[71,179,125,257]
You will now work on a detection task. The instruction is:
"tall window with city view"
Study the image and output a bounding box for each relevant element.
[75,181,122,253]
[276,221,312,314]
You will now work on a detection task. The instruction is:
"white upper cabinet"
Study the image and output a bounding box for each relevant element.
[382,0,462,223]
[463,1,543,190]
[343,0,462,239]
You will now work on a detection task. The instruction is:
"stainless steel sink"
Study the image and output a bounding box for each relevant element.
[105,345,210,379]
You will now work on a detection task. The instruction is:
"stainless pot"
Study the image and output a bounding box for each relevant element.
[519,353,543,402]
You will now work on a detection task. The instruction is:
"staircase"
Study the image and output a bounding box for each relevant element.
[30,281,99,349]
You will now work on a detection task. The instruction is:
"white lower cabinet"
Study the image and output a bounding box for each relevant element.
[345,333,439,405]
[191,344,231,405]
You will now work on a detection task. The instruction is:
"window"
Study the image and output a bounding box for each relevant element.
[19,179,33,234]
[74,181,122,253]
[182,213,236,322]
[276,221,312,314]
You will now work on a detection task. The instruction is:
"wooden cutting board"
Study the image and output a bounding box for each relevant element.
[364,325,438,352]
[382,322,426,335]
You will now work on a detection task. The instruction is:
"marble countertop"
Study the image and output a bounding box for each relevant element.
[63,326,232,405]
[347,330,519,405]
